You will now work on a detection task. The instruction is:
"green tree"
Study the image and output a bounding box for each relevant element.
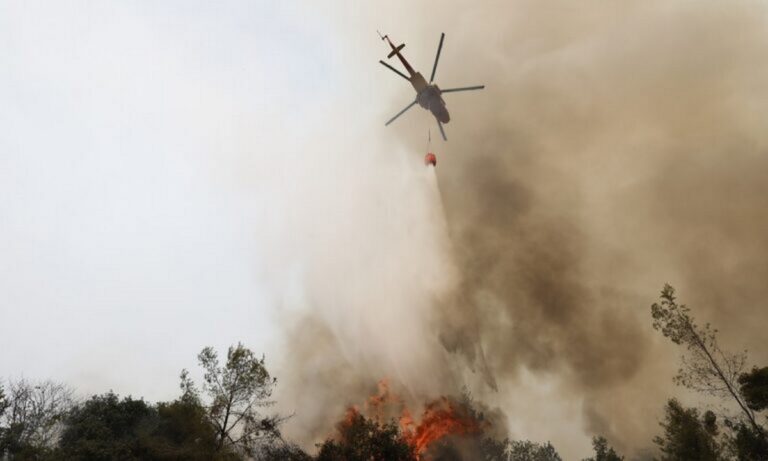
[0,383,7,417]
[187,343,280,456]
[478,436,509,460]
[56,392,154,460]
[257,442,312,461]
[56,390,242,461]
[0,383,8,457]
[508,440,563,461]
[738,367,768,413]
[0,379,73,459]
[143,397,239,461]
[653,399,722,461]
[142,371,241,460]
[583,436,623,461]
[315,412,415,461]
[446,437,562,461]
[651,285,759,433]
[729,422,768,461]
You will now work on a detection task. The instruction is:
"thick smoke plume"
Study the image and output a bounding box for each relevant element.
[270,1,768,458]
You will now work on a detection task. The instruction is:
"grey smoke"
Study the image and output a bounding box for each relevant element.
[272,2,768,458]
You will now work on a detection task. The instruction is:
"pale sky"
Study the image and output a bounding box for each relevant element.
[0,1,347,396]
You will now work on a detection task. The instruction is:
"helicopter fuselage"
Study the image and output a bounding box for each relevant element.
[387,40,451,124]
[408,71,450,123]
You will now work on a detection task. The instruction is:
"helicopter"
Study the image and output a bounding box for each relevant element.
[379,32,485,141]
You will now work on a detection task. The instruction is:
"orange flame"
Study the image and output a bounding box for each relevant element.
[401,397,484,457]
[335,380,485,459]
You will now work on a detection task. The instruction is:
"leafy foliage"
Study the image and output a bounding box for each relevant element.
[652,285,746,395]
[55,391,242,461]
[653,399,722,461]
[477,436,510,460]
[583,436,624,461]
[0,379,74,459]
[144,398,237,460]
[0,384,7,418]
[257,442,313,461]
[507,440,563,461]
[56,392,154,460]
[738,367,768,412]
[187,343,281,456]
[315,412,415,461]
[730,422,768,461]
[651,285,758,431]
[0,384,7,454]
[48,344,286,460]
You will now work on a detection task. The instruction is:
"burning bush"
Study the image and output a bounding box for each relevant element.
[316,408,415,461]
[317,381,494,461]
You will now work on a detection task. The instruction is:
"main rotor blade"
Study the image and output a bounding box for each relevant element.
[429,33,445,83]
[440,85,485,93]
[437,120,447,141]
[385,100,418,126]
[379,60,410,81]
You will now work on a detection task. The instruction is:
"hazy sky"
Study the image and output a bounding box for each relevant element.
[0,1,342,395]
